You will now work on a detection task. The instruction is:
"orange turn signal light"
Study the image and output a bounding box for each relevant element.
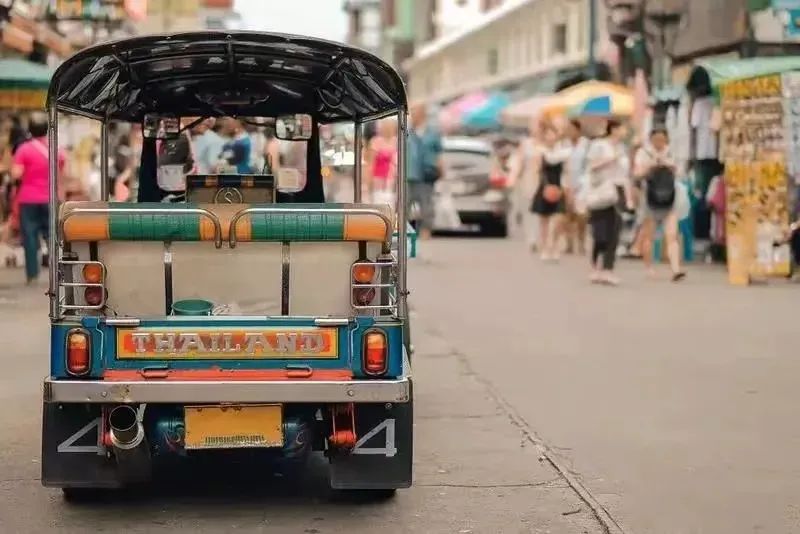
[363,330,388,376]
[352,262,376,284]
[82,264,103,284]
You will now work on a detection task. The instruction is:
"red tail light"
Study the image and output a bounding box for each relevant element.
[66,330,90,376]
[363,330,388,376]
[84,286,105,306]
[353,287,376,306]
[490,174,507,189]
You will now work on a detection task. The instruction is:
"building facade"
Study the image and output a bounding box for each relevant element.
[343,0,382,55]
[406,0,607,104]
[135,0,238,34]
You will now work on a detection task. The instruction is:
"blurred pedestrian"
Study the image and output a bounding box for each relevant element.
[10,113,65,284]
[633,127,686,281]
[366,117,397,205]
[113,124,143,202]
[219,118,252,174]
[585,121,631,285]
[563,119,589,255]
[509,116,542,251]
[530,124,569,261]
[193,118,225,174]
[407,103,442,239]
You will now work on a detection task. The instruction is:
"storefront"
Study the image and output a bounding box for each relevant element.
[687,57,800,284]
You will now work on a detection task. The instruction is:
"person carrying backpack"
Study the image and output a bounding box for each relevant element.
[633,127,686,281]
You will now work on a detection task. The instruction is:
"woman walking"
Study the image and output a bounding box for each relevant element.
[10,114,65,284]
[530,125,569,261]
[633,127,686,281]
[585,121,631,285]
[365,118,397,205]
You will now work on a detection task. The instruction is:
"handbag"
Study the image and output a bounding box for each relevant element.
[542,184,562,203]
[585,178,619,211]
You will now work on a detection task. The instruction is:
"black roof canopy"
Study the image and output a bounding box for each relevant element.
[48,31,407,123]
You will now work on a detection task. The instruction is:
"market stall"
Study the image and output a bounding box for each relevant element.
[0,58,52,110]
[689,57,800,284]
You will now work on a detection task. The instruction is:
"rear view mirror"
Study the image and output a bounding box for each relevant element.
[275,114,312,141]
[142,113,180,139]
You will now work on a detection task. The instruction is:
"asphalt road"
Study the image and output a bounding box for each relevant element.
[410,238,800,534]
[0,264,601,534]
[3,234,797,533]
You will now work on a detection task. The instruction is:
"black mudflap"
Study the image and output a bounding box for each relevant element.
[41,402,122,489]
[329,381,413,490]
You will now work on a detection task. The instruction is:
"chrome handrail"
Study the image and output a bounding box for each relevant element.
[59,207,224,249]
[228,207,393,248]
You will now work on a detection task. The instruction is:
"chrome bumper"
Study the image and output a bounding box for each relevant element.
[43,376,411,404]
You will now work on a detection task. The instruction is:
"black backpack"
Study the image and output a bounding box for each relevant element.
[646,165,676,209]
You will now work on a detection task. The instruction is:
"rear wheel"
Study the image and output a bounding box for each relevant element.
[333,488,397,502]
[61,488,104,503]
[481,218,507,237]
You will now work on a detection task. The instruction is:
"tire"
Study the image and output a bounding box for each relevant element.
[61,488,104,503]
[333,488,397,502]
[481,219,507,237]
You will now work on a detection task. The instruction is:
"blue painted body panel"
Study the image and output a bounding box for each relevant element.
[50,316,404,379]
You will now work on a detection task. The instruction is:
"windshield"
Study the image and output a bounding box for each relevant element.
[107,117,314,203]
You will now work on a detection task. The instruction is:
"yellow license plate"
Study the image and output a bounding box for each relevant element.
[184,404,283,449]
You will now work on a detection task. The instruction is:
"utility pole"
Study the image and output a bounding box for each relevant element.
[587,0,597,79]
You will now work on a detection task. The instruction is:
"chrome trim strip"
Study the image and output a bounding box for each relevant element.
[354,122,362,203]
[48,102,59,320]
[396,110,408,323]
[100,122,109,201]
[164,243,173,315]
[228,207,393,247]
[103,317,142,327]
[281,241,290,315]
[60,207,224,249]
[43,377,411,404]
[314,318,351,326]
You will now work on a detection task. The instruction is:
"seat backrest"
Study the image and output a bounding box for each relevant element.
[61,201,393,244]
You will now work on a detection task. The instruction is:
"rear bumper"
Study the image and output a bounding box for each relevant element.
[43,376,411,404]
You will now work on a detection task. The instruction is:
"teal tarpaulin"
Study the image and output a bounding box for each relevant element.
[461,93,510,130]
[0,59,54,90]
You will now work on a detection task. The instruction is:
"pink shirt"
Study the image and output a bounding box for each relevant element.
[13,137,65,204]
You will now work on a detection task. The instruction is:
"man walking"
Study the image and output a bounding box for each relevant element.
[406,103,442,239]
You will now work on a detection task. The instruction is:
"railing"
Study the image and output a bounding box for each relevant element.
[59,206,225,249]
[228,206,394,248]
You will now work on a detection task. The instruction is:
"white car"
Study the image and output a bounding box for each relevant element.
[432,137,510,236]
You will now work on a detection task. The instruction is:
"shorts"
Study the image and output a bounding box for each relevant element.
[408,181,435,230]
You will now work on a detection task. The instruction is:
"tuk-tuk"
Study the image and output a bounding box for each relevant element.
[41,31,412,499]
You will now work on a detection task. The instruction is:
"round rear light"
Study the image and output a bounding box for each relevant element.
[353,287,376,306]
[82,264,103,283]
[352,262,376,284]
[84,286,105,306]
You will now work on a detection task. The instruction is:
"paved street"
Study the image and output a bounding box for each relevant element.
[1,236,798,533]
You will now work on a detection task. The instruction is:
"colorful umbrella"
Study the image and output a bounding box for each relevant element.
[542,81,633,117]
[461,92,510,130]
[500,95,553,129]
[567,93,634,118]
[438,91,489,133]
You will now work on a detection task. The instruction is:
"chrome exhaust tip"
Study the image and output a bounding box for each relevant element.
[107,405,151,484]
[108,405,144,449]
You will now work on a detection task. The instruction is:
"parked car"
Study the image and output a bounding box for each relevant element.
[432,137,510,236]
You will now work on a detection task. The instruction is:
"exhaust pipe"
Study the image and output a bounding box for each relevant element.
[108,405,151,483]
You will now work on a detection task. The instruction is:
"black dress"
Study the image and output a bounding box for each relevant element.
[531,159,566,216]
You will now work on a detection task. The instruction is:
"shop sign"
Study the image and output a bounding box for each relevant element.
[772,0,800,9]
[0,89,47,110]
[1,21,34,54]
[124,0,147,21]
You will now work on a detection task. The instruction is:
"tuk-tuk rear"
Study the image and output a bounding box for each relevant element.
[41,31,413,499]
